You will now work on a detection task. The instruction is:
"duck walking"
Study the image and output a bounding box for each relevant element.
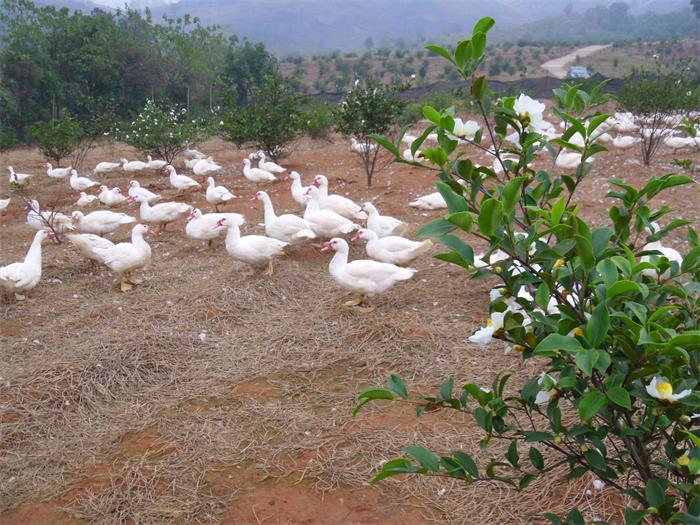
[322,237,416,311]
[254,190,316,244]
[93,224,153,291]
[353,229,432,266]
[216,217,288,276]
[0,229,54,300]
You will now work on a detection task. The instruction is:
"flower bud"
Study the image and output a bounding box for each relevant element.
[553,259,565,269]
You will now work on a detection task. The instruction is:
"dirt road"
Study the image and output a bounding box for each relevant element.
[540,44,612,78]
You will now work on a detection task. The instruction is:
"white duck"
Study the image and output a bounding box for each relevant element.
[242,158,277,183]
[184,157,201,169]
[145,155,167,170]
[185,208,244,247]
[664,136,696,150]
[612,136,639,149]
[120,158,148,172]
[256,152,286,174]
[0,229,54,300]
[206,177,236,211]
[350,137,376,154]
[98,185,127,207]
[193,157,222,177]
[93,224,153,291]
[185,147,206,159]
[69,169,99,191]
[363,202,408,238]
[216,217,288,275]
[555,152,590,170]
[25,200,73,233]
[409,192,447,210]
[254,190,316,244]
[76,192,98,207]
[304,187,359,238]
[353,228,433,266]
[0,197,10,212]
[129,195,192,231]
[93,161,121,175]
[127,180,161,204]
[66,233,114,267]
[71,210,136,236]
[46,163,71,179]
[8,166,33,186]
[322,237,416,310]
[641,241,683,279]
[166,165,200,193]
[311,175,367,220]
[288,171,311,207]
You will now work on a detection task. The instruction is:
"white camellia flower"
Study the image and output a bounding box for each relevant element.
[468,311,505,347]
[646,376,691,402]
[535,372,557,405]
[450,118,480,140]
[514,94,550,132]
[592,479,605,491]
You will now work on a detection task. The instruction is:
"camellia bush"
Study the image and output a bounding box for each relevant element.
[116,99,209,163]
[357,17,699,524]
[30,111,83,166]
[334,76,406,187]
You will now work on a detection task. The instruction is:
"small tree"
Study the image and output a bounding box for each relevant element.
[116,100,209,164]
[334,77,406,187]
[220,74,300,161]
[358,17,700,524]
[30,111,83,166]
[618,69,698,166]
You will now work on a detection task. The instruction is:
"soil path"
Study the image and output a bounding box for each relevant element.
[540,44,612,78]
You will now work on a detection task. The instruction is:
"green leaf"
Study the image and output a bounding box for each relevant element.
[535,282,550,311]
[576,349,599,377]
[422,105,442,124]
[425,44,454,63]
[477,198,503,236]
[506,440,519,468]
[566,508,585,525]
[502,176,525,215]
[452,451,479,477]
[550,196,566,226]
[405,445,440,472]
[585,303,609,347]
[575,234,596,270]
[454,40,471,69]
[472,16,496,35]
[387,375,409,399]
[534,334,583,356]
[607,280,642,299]
[436,182,468,213]
[417,218,455,238]
[682,246,700,273]
[371,458,422,483]
[353,388,394,417]
[645,479,666,508]
[545,513,562,525]
[446,211,473,232]
[623,507,648,525]
[471,32,486,60]
[440,235,474,264]
[371,134,399,158]
[607,386,632,410]
[471,76,488,101]
[440,377,454,400]
[529,447,545,470]
[578,389,607,421]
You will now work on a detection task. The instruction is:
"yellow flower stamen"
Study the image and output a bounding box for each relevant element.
[657,382,673,397]
[514,345,525,353]
[554,259,565,269]
[574,327,584,337]
[677,454,690,467]
[487,318,493,327]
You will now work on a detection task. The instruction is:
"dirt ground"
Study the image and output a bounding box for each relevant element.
[1,121,699,524]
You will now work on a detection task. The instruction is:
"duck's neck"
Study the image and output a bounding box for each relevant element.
[365,231,379,243]
[140,200,151,214]
[305,196,320,213]
[318,182,329,199]
[261,196,276,224]
[24,235,44,267]
[291,177,301,192]
[225,225,241,251]
[329,248,348,277]
[132,230,151,254]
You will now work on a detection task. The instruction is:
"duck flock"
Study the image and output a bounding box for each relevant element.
[1,104,698,307]
[1,148,433,309]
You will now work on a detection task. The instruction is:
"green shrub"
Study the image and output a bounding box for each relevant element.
[301,101,334,140]
[361,17,700,524]
[30,111,83,166]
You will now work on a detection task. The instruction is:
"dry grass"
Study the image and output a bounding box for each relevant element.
[1,130,698,524]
